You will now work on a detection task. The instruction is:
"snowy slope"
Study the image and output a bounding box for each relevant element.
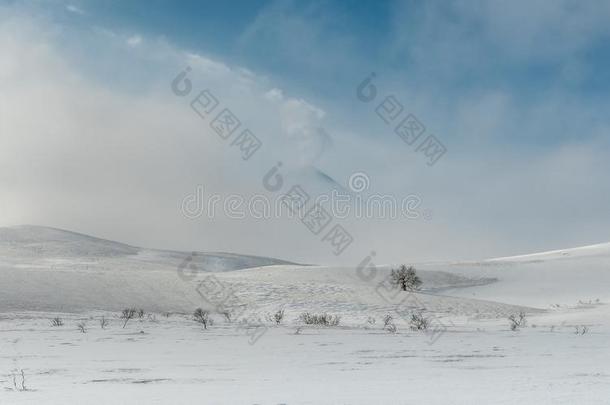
[484,242,610,263]
[0,225,608,320]
[419,243,610,308]
[0,226,522,318]
[0,225,295,312]
[0,225,295,269]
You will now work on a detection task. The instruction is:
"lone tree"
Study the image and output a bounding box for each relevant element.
[193,308,210,329]
[390,265,422,291]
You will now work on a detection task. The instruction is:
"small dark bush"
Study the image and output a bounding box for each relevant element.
[299,312,340,326]
[508,311,527,331]
[409,313,429,331]
[273,309,285,325]
[120,308,137,328]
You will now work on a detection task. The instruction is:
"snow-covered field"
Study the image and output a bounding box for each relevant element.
[1,226,609,404]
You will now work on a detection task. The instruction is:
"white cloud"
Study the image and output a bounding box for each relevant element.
[2,3,610,265]
[0,10,349,263]
[126,35,142,47]
[263,88,283,102]
[65,4,85,15]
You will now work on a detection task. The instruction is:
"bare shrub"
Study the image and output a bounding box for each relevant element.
[99,316,109,329]
[273,309,285,325]
[409,313,429,331]
[193,308,210,329]
[50,317,63,327]
[299,312,340,326]
[121,308,137,328]
[390,265,422,291]
[382,313,397,332]
[76,321,87,333]
[220,310,232,322]
[137,309,145,318]
[11,369,26,391]
[508,311,527,331]
[575,325,589,335]
[20,370,26,391]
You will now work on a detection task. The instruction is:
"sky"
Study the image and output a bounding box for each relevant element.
[1,0,610,265]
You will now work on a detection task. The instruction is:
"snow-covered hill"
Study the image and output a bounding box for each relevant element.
[0,224,600,318]
[484,242,610,263]
[421,242,610,308]
[0,225,296,268]
[0,225,608,319]
[0,225,296,312]
[1,226,609,404]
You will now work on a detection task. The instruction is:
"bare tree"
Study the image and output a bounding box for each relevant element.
[390,265,422,291]
[50,317,63,327]
[193,308,210,329]
[508,311,527,331]
[77,321,87,333]
[99,316,109,329]
[121,308,137,328]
